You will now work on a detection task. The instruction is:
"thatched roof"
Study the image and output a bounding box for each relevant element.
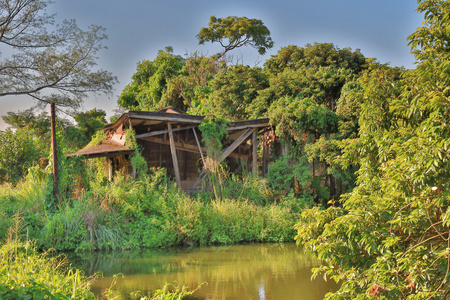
[67,140,133,158]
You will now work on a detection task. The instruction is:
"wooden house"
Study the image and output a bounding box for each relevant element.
[68,107,273,189]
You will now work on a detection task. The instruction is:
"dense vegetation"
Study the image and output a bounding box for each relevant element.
[296,1,450,298]
[1,0,449,299]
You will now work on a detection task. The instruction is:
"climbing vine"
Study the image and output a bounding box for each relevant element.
[125,129,148,178]
[199,116,228,195]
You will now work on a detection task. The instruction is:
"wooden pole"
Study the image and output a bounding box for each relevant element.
[167,122,181,187]
[192,128,205,165]
[108,158,113,182]
[50,102,59,207]
[252,129,257,175]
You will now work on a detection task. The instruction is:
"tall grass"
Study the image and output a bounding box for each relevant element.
[0,215,197,299]
[1,165,304,252]
[0,214,97,299]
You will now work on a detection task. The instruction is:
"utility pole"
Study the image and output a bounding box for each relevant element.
[50,102,59,207]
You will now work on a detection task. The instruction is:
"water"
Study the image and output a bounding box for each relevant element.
[69,243,338,300]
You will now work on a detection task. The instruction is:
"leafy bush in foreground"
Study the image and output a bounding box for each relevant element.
[0,216,97,299]
[295,1,450,298]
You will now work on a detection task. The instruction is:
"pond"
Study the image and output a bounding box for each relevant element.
[69,243,338,300]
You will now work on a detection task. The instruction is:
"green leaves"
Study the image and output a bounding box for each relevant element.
[295,2,450,297]
[269,96,339,142]
[118,50,185,111]
[197,16,274,58]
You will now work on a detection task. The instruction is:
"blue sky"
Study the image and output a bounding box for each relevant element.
[0,0,424,129]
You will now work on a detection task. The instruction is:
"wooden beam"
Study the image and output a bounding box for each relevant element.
[262,134,268,176]
[128,113,203,124]
[218,129,253,162]
[252,129,257,174]
[135,125,196,139]
[226,123,270,131]
[139,136,248,159]
[167,122,181,187]
[192,128,254,189]
[192,128,205,165]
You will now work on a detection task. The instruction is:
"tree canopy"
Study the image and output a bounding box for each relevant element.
[118,49,185,111]
[0,0,117,107]
[197,16,274,59]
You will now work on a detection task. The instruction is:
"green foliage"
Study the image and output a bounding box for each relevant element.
[0,163,297,252]
[266,157,295,193]
[125,129,148,178]
[252,43,367,118]
[167,53,223,115]
[216,173,271,206]
[0,127,46,183]
[118,49,186,111]
[0,216,97,299]
[295,1,450,298]
[269,96,339,142]
[197,16,274,58]
[209,65,269,120]
[199,116,228,160]
[2,108,51,142]
[65,109,108,150]
[266,155,321,206]
[131,283,197,300]
[264,43,367,76]
[199,116,229,197]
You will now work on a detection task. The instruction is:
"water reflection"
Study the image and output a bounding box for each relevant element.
[69,243,337,300]
[259,281,265,300]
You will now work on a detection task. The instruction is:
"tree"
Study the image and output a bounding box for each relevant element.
[252,43,367,118]
[0,127,46,183]
[3,108,51,141]
[118,49,185,111]
[197,16,274,59]
[256,44,368,202]
[0,0,116,105]
[208,65,269,120]
[295,1,450,298]
[166,53,223,115]
[73,109,107,144]
[0,0,116,206]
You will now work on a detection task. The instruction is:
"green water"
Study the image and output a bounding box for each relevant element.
[69,243,338,300]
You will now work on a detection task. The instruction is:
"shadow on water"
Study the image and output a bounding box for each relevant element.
[68,243,338,300]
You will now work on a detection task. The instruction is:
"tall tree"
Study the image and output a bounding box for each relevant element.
[197,16,274,59]
[0,0,116,105]
[0,0,116,205]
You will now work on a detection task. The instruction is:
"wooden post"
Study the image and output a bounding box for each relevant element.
[252,129,257,175]
[108,158,113,182]
[50,102,59,207]
[167,122,181,187]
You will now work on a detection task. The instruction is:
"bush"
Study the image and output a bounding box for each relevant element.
[0,217,97,299]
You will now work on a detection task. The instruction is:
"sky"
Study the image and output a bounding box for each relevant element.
[0,0,424,130]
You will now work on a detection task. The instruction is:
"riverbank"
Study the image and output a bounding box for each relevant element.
[1,170,302,253]
[0,169,311,299]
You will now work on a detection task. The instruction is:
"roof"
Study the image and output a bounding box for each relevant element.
[107,107,270,140]
[68,107,271,159]
[67,140,133,158]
